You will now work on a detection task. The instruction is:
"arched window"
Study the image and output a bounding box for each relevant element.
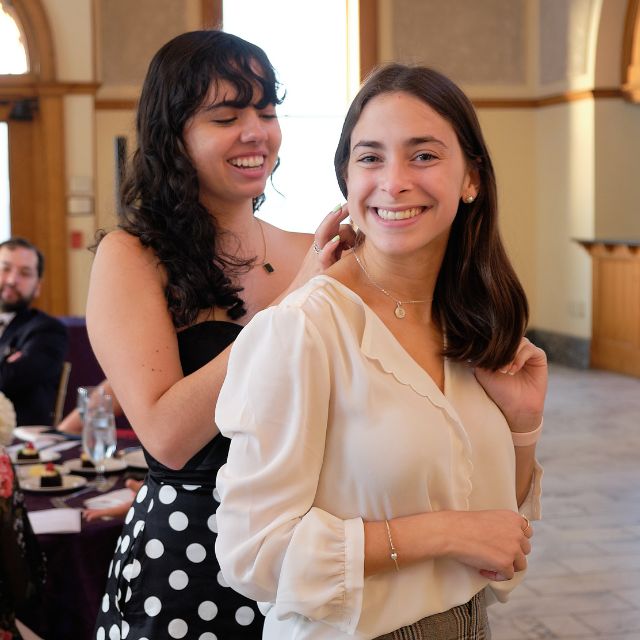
[0,0,29,74]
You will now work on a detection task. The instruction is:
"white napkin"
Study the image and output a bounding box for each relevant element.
[84,488,135,510]
[28,508,82,534]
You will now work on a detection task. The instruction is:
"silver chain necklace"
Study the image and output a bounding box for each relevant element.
[353,250,431,319]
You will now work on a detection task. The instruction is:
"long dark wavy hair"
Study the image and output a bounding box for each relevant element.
[119,30,283,326]
[334,63,528,370]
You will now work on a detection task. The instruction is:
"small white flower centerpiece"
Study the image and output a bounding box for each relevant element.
[0,391,17,445]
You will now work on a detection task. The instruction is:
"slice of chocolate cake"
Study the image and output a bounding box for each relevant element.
[80,452,95,469]
[40,462,62,487]
[17,442,40,461]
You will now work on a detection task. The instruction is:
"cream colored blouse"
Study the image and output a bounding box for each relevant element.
[215,276,542,640]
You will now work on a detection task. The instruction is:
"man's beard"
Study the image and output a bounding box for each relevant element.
[0,288,35,313]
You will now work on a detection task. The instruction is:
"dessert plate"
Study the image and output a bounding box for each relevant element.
[19,474,87,493]
[14,426,59,442]
[17,464,67,479]
[10,450,62,465]
[63,457,127,475]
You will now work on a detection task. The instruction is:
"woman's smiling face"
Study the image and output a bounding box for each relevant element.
[183,78,282,214]
[346,91,477,258]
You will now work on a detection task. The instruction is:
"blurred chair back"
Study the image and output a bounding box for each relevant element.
[58,317,129,429]
[52,361,72,428]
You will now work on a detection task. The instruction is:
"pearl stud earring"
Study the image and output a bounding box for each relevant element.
[464,195,475,203]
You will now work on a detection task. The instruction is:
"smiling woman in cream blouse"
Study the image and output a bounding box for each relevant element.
[215,64,547,640]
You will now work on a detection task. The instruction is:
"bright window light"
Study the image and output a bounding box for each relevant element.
[223,1,352,232]
[0,1,28,74]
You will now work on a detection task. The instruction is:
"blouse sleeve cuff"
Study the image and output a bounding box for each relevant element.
[343,516,365,634]
[519,458,543,521]
[274,511,365,634]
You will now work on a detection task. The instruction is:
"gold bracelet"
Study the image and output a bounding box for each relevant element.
[385,519,399,571]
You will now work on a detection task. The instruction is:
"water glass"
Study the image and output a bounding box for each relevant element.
[77,385,101,426]
[82,393,116,487]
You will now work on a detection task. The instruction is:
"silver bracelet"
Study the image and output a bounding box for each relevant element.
[385,519,399,571]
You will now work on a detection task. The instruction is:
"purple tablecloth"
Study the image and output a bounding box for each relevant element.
[18,436,143,640]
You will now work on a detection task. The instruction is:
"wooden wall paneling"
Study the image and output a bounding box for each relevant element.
[588,243,640,376]
[202,0,222,28]
[34,91,68,315]
[359,0,379,80]
[7,118,37,240]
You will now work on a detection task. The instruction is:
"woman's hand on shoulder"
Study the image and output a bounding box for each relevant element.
[288,204,356,291]
[312,203,356,267]
[474,337,548,432]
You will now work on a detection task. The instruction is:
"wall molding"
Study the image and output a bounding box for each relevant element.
[473,87,624,109]
[92,87,626,112]
[0,79,101,98]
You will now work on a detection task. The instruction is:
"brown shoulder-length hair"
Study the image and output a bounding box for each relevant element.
[334,63,528,370]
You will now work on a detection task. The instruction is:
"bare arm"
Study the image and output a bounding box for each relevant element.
[364,509,531,580]
[86,209,354,470]
[86,231,230,469]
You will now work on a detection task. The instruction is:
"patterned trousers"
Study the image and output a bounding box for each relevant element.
[374,591,490,640]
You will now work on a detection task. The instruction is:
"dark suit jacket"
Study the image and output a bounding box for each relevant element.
[0,308,68,425]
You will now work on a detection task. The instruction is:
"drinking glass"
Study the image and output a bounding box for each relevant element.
[77,385,100,427]
[82,393,116,488]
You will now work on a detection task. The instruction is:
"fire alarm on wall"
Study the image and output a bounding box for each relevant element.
[70,230,84,249]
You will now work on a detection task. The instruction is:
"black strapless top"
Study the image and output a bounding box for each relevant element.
[145,320,243,485]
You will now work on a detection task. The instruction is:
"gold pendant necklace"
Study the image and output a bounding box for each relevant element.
[353,250,431,319]
[256,219,274,273]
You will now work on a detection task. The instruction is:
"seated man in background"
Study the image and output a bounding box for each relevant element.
[0,237,68,425]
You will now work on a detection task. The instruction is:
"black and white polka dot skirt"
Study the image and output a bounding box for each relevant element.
[94,474,264,640]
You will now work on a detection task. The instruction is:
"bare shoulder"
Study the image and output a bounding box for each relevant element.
[97,229,148,256]
[95,229,160,271]
[263,222,312,258]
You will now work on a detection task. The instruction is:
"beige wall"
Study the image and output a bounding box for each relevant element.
[477,109,538,319]
[595,99,640,238]
[41,0,95,315]
[534,100,595,338]
[95,110,135,232]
